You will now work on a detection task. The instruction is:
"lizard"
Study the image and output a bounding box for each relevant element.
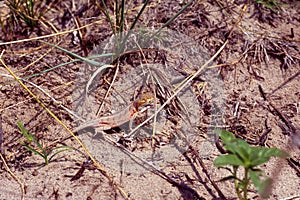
[74,93,153,132]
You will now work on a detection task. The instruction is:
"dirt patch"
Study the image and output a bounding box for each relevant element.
[0,0,299,199]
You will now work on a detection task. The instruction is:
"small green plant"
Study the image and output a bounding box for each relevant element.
[6,0,48,29]
[214,130,289,199]
[95,0,193,58]
[256,0,288,11]
[17,121,73,166]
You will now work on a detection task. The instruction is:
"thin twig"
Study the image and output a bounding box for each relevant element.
[0,73,82,120]
[0,20,104,46]
[259,85,300,148]
[96,64,119,117]
[269,70,300,96]
[104,136,204,199]
[0,153,25,200]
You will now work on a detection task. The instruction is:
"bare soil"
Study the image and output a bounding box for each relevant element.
[0,1,299,200]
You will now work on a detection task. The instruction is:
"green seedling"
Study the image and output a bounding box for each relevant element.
[6,0,49,29]
[17,121,74,166]
[256,0,288,11]
[95,0,193,58]
[41,0,194,65]
[41,1,193,97]
[214,130,289,199]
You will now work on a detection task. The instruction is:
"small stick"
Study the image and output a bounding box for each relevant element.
[269,70,300,96]
[258,85,300,148]
[70,158,93,181]
[0,153,25,200]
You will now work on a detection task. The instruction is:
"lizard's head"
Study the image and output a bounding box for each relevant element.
[135,93,153,109]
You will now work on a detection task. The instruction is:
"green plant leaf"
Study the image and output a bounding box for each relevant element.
[40,41,102,67]
[18,122,49,164]
[216,130,239,153]
[214,154,244,167]
[249,169,273,198]
[48,146,74,162]
[260,147,289,158]
[250,147,289,167]
[17,121,33,141]
[215,129,289,199]
[235,139,251,164]
[22,143,43,158]
[129,0,150,31]
[216,130,236,144]
[33,137,45,153]
[216,130,252,166]
[150,0,193,40]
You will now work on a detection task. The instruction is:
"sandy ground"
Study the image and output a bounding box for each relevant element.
[0,0,299,199]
